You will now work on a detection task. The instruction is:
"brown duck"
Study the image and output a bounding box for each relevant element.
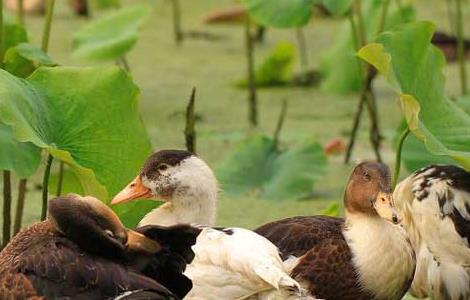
[255,162,416,300]
[0,194,200,300]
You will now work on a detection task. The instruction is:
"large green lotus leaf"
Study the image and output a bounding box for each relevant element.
[72,5,150,61]
[262,141,327,199]
[217,136,278,197]
[0,66,152,203]
[4,43,56,78]
[0,123,40,178]
[217,135,327,200]
[359,21,470,170]
[240,0,314,28]
[319,0,414,94]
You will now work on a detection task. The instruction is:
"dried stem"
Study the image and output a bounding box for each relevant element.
[171,0,183,44]
[41,155,53,221]
[344,0,386,164]
[13,178,27,235]
[245,16,258,127]
[273,100,288,147]
[296,27,309,72]
[185,87,197,154]
[2,171,12,249]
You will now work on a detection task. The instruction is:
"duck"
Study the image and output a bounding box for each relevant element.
[111,149,313,300]
[0,194,200,299]
[254,161,416,300]
[393,164,470,300]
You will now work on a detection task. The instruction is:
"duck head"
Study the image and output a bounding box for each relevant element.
[345,162,401,225]
[111,150,218,225]
[49,194,161,258]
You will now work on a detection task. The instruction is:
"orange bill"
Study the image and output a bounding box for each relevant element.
[111,176,151,205]
[126,229,161,254]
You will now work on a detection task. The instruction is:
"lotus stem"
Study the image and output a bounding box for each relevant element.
[456,0,468,96]
[41,0,56,53]
[17,0,24,24]
[255,25,266,43]
[41,155,53,221]
[273,100,288,147]
[353,0,366,49]
[2,170,12,249]
[13,178,27,235]
[185,87,197,154]
[378,0,391,34]
[244,16,258,127]
[296,28,309,72]
[171,0,183,44]
[56,162,64,196]
[393,128,410,188]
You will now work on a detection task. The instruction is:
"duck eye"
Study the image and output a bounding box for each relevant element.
[363,172,371,181]
[157,164,169,172]
[104,229,114,238]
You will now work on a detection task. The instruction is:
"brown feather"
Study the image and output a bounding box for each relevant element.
[0,222,177,299]
[255,216,374,300]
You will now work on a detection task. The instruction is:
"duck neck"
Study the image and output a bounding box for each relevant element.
[343,212,415,300]
[139,192,217,227]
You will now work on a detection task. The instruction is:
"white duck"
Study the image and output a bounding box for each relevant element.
[111,150,312,300]
[394,164,470,300]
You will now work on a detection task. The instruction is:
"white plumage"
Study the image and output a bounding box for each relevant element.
[184,227,308,300]
[394,165,470,300]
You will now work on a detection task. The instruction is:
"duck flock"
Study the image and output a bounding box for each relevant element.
[0,149,469,300]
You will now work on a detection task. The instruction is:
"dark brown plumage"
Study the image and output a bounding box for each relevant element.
[256,216,372,300]
[255,162,415,300]
[0,195,199,300]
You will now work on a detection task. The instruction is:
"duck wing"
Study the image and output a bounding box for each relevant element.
[254,216,344,259]
[183,226,303,300]
[135,224,201,299]
[0,233,177,300]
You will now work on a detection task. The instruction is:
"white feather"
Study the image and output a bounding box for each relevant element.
[184,227,307,300]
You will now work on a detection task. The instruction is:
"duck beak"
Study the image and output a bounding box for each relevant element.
[374,192,402,225]
[126,229,161,254]
[111,176,151,205]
